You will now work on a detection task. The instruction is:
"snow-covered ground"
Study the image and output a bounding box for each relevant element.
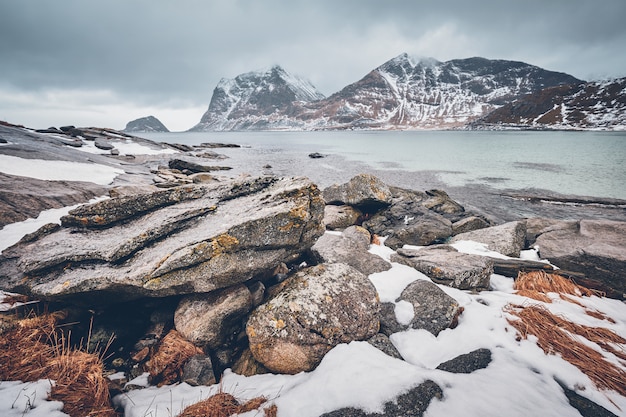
[0,188,624,416]
[74,138,178,156]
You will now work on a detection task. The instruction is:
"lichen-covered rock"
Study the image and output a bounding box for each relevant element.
[174,284,252,349]
[423,189,464,214]
[323,174,392,210]
[399,280,461,336]
[246,263,380,374]
[450,220,526,257]
[392,245,493,291]
[452,216,490,235]
[0,176,325,304]
[311,226,391,276]
[324,204,362,230]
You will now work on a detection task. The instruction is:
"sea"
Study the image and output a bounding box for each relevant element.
[143,130,626,222]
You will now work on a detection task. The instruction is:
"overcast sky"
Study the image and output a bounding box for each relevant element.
[1,0,625,131]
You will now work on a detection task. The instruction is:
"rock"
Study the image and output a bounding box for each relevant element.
[108,185,159,199]
[0,176,325,304]
[320,380,443,417]
[324,204,362,230]
[452,216,490,235]
[423,189,464,214]
[524,217,576,247]
[196,151,228,160]
[534,220,626,299]
[309,152,325,158]
[168,158,232,173]
[556,379,619,417]
[231,348,269,377]
[110,148,120,156]
[246,281,265,307]
[174,284,253,350]
[450,220,526,257]
[94,138,115,150]
[391,245,493,291]
[323,174,393,211]
[379,302,407,336]
[190,173,215,184]
[399,280,461,336]
[182,354,217,386]
[436,348,492,373]
[367,333,403,360]
[311,227,391,276]
[246,263,380,374]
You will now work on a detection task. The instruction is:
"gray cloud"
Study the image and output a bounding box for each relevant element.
[1,0,625,130]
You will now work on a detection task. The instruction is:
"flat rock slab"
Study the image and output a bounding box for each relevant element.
[450,220,526,257]
[0,176,325,304]
[392,245,493,291]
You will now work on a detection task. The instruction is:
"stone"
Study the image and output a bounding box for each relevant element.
[452,216,490,235]
[399,280,461,336]
[379,302,407,336]
[311,226,391,276]
[94,138,114,150]
[324,204,362,230]
[182,354,217,386]
[309,152,325,158]
[534,220,626,299]
[423,189,464,214]
[246,263,380,374]
[0,176,325,304]
[367,333,403,360]
[524,217,576,247]
[320,380,443,417]
[231,348,270,377]
[436,348,492,373]
[450,220,527,257]
[168,158,232,173]
[323,174,393,211]
[174,284,253,350]
[392,245,493,291]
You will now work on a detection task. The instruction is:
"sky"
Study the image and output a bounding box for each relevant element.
[1,0,625,132]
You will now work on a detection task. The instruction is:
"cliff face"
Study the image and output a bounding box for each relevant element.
[191,54,588,131]
[470,77,626,130]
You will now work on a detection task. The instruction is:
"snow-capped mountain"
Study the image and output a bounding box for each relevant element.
[190,66,326,131]
[190,54,623,131]
[470,77,626,130]
[123,115,169,133]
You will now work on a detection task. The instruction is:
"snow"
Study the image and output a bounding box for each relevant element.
[73,139,178,156]
[1,228,624,416]
[0,380,68,417]
[0,154,123,185]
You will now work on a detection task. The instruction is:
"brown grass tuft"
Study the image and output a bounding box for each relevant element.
[514,271,597,303]
[178,392,269,417]
[506,304,626,396]
[145,329,203,386]
[0,312,116,417]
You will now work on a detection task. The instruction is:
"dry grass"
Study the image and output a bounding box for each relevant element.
[514,271,597,302]
[506,304,626,396]
[145,329,203,387]
[0,311,116,417]
[178,391,271,417]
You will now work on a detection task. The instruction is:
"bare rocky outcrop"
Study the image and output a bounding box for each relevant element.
[0,176,325,304]
[450,220,527,257]
[246,263,380,374]
[323,173,393,211]
[392,245,493,291]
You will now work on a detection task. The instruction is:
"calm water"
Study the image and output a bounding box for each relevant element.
[143,130,626,221]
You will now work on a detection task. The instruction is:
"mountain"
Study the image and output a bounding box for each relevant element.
[469,77,626,130]
[124,116,169,133]
[190,65,326,131]
[190,54,585,131]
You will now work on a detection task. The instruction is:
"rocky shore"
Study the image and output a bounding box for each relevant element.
[1,123,625,417]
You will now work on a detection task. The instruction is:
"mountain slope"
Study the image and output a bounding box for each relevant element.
[124,116,169,133]
[190,66,325,131]
[471,77,626,130]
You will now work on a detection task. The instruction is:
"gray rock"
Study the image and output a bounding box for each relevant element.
[450,220,527,257]
[168,158,232,173]
[367,333,403,360]
[400,280,461,336]
[0,176,325,304]
[392,245,493,291]
[182,354,216,386]
[436,348,492,373]
[423,189,464,214]
[324,204,362,230]
[362,186,452,249]
[174,284,252,349]
[320,380,443,417]
[94,137,115,150]
[311,226,391,276]
[323,174,393,210]
[535,220,626,299]
[452,216,490,235]
[379,302,407,336]
[246,263,380,374]
[524,217,576,247]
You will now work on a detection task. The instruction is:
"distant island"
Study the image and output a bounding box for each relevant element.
[123,115,169,133]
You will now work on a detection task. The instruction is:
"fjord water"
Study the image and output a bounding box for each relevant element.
[147,130,626,221]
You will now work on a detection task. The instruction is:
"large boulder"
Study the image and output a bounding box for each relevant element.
[534,220,626,299]
[174,284,253,350]
[246,263,380,374]
[323,174,393,211]
[391,245,493,291]
[323,204,362,230]
[311,226,391,276]
[0,176,325,304]
[450,220,526,257]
